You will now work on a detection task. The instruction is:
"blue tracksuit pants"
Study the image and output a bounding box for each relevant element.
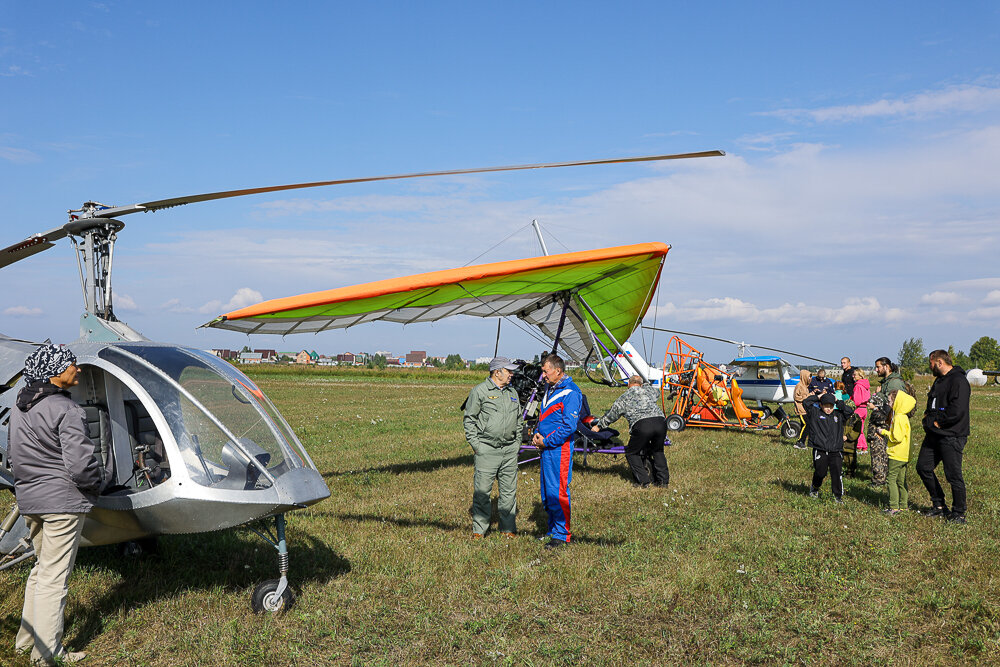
[540,441,573,542]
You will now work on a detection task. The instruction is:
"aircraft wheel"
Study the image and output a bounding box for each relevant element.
[759,406,772,420]
[251,579,295,614]
[119,537,158,558]
[665,414,686,431]
[780,420,802,443]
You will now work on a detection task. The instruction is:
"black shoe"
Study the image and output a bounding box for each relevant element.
[808,488,819,499]
[923,506,949,518]
[945,513,966,524]
[544,539,567,550]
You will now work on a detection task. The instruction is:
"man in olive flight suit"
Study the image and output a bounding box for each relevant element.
[464,356,524,538]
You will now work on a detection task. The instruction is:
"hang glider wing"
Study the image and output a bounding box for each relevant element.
[203,242,669,364]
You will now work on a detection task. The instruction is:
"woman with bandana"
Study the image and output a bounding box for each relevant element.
[8,344,103,665]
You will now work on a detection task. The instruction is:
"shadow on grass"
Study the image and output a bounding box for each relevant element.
[331,508,624,546]
[322,453,472,478]
[527,501,625,547]
[332,512,465,533]
[774,479,813,497]
[60,528,350,648]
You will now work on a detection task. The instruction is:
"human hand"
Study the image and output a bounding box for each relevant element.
[591,425,600,432]
[532,433,544,447]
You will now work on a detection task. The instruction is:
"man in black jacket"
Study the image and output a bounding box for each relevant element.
[916,349,971,523]
[840,356,857,397]
[804,393,854,503]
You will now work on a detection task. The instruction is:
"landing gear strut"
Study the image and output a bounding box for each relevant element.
[248,513,294,614]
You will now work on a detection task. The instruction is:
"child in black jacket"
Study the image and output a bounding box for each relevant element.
[804,393,855,502]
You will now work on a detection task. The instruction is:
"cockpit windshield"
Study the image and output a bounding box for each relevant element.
[99,345,310,489]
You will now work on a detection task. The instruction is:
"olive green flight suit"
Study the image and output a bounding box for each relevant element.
[463,377,523,535]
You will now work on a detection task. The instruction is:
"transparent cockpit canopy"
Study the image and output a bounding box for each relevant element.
[98,345,311,489]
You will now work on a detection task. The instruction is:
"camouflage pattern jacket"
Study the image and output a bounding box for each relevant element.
[594,385,664,432]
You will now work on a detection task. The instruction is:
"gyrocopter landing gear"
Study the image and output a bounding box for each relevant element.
[248,513,295,614]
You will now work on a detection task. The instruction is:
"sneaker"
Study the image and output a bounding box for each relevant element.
[833,497,844,505]
[500,532,516,539]
[923,506,949,518]
[884,508,901,516]
[793,442,807,450]
[808,488,819,499]
[544,539,566,550]
[472,533,484,540]
[945,513,966,524]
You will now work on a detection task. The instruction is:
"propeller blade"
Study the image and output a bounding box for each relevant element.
[642,326,740,346]
[641,325,836,365]
[0,227,69,269]
[92,150,726,218]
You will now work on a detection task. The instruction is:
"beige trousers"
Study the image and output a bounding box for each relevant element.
[15,513,86,665]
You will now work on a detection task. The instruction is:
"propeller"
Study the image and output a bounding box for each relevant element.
[0,150,725,270]
[641,325,837,365]
[88,150,726,218]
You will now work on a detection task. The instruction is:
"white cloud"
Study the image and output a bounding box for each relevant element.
[763,84,1000,123]
[920,291,964,306]
[113,292,138,311]
[0,146,41,163]
[983,290,1000,305]
[650,296,904,328]
[198,287,264,315]
[3,306,43,317]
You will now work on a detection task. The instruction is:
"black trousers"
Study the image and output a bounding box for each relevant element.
[811,449,843,498]
[916,433,966,514]
[626,417,669,486]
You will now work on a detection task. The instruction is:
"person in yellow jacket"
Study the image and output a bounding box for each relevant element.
[880,389,916,515]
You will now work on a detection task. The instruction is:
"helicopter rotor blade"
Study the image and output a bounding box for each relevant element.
[0,227,70,269]
[641,326,740,346]
[641,325,836,365]
[90,150,726,218]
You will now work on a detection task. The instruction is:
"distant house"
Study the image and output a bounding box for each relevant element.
[239,352,263,364]
[386,357,402,366]
[294,350,313,365]
[337,352,356,364]
[254,349,277,362]
[405,350,427,366]
[475,357,493,366]
[212,349,239,361]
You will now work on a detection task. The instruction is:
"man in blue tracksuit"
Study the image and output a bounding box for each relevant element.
[531,354,581,549]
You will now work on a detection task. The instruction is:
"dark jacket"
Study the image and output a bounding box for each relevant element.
[8,382,104,514]
[841,367,857,396]
[803,394,854,453]
[922,366,970,438]
[808,377,834,395]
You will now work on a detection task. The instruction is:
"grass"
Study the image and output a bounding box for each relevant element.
[1,367,999,665]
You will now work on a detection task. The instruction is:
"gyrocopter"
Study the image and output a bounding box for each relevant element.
[0,149,723,612]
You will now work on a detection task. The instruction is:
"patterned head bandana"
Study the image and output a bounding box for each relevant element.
[23,344,77,383]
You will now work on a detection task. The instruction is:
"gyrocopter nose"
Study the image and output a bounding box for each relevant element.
[271,467,331,510]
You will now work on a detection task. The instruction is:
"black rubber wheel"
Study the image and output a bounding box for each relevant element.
[119,537,158,558]
[251,579,295,614]
[665,414,686,432]
[780,419,802,443]
[759,406,772,420]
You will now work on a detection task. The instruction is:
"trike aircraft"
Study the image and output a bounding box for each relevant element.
[0,150,723,612]
[658,335,802,440]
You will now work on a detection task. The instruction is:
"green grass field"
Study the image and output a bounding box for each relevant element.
[1,367,998,665]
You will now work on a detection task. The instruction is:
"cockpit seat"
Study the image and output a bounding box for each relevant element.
[82,404,110,465]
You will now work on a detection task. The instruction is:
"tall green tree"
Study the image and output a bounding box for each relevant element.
[969,336,1000,370]
[948,345,973,369]
[897,337,926,376]
[444,354,465,370]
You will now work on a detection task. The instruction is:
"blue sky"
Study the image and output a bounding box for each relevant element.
[2,2,999,367]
